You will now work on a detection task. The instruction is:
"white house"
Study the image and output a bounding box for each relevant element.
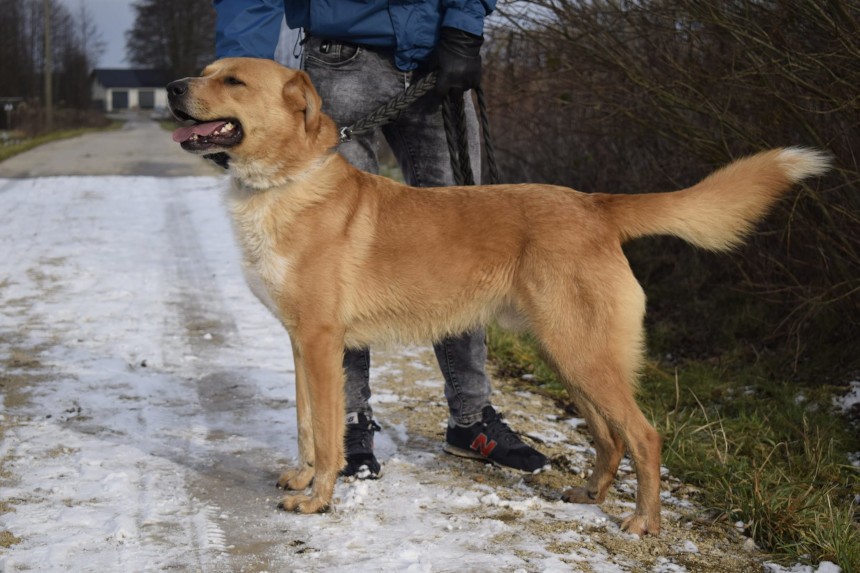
[90,69,170,113]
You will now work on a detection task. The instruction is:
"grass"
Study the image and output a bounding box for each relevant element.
[487,324,860,570]
[0,122,122,163]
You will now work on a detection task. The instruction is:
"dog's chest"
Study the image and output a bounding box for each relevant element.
[229,197,293,319]
[241,258,287,317]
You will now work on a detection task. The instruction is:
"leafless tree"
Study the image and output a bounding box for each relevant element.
[0,0,105,111]
[126,0,216,78]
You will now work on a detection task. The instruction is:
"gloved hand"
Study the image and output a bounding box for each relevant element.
[435,27,484,97]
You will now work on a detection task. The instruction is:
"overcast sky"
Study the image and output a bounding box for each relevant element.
[55,0,137,68]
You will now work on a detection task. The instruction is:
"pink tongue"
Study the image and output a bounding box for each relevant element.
[172,120,227,143]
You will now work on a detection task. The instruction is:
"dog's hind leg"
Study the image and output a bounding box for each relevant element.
[526,264,662,534]
[277,335,315,491]
[278,326,346,514]
[581,374,662,535]
[615,411,662,536]
[561,398,625,505]
[551,352,663,535]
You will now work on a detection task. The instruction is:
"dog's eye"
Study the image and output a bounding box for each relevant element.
[224,76,245,86]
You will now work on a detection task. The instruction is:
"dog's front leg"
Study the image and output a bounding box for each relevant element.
[277,335,315,491]
[278,326,345,514]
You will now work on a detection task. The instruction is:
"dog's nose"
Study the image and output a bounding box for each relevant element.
[166,80,188,98]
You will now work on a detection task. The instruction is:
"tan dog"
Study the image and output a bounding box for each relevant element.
[167,57,828,535]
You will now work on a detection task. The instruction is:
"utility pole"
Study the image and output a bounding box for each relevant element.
[44,0,53,132]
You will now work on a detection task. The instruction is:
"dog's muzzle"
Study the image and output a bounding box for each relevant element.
[166,79,243,152]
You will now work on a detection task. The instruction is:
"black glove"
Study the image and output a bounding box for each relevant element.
[203,152,230,169]
[435,27,484,97]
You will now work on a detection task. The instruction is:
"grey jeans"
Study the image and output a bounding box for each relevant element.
[302,36,490,426]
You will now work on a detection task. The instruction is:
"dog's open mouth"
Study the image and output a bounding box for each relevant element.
[171,111,243,152]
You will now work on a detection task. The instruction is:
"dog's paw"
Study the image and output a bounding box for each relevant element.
[621,513,660,536]
[277,494,330,514]
[561,487,602,504]
[276,467,314,491]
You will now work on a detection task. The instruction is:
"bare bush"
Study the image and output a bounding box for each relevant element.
[484,0,860,374]
[13,105,111,136]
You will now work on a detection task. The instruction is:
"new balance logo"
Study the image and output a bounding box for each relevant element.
[470,433,497,457]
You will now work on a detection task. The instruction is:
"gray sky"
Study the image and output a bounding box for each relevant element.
[55,0,137,68]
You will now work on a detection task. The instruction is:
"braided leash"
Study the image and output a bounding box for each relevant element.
[339,71,500,186]
[474,85,500,185]
[441,94,475,186]
[338,71,439,144]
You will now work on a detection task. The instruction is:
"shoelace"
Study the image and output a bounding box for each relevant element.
[482,413,524,447]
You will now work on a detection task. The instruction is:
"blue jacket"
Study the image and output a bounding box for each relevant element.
[214,0,495,70]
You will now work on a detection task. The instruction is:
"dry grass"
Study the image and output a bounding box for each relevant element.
[487,323,859,569]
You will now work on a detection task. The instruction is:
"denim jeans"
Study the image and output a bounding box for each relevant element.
[302,36,490,425]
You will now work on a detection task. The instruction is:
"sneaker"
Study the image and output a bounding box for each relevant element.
[341,412,382,479]
[444,405,547,472]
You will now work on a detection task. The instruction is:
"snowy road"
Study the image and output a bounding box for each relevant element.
[0,121,791,572]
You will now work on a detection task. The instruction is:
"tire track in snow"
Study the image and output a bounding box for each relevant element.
[0,178,232,572]
[160,181,302,572]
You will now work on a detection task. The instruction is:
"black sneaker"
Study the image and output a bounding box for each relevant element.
[444,405,548,472]
[341,412,382,479]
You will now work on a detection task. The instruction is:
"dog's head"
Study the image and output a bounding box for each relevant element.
[167,57,336,185]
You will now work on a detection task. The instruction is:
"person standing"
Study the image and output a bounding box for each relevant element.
[213,0,547,479]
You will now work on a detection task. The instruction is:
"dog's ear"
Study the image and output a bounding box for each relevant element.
[283,70,322,139]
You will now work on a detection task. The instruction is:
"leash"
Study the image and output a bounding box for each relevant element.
[337,72,438,145]
[339,71,500,186]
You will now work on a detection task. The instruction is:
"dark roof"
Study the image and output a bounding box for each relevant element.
[91,69,170,89]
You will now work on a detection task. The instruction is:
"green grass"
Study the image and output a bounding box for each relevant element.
[0,122,122,163]
[487,324,860,570]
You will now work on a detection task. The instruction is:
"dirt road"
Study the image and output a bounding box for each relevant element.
[0,117,770,572]
[0,113,219,178]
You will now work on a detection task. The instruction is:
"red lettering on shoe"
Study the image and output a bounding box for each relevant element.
[470,433,497,457]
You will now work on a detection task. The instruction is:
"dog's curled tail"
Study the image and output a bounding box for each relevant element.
[599,147,831,251]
